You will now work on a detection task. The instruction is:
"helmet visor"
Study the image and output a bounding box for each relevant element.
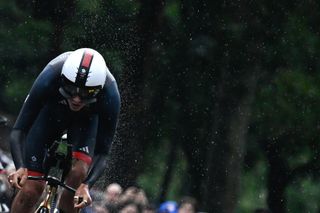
[61,84,100,99]
[59,76,101,102]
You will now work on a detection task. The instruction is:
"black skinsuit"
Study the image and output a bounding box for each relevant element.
[10,52,120,187]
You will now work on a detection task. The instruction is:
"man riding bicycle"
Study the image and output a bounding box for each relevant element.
[7,48,120,213]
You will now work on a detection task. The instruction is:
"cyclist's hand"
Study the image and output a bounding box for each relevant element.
[74,183,92,209]
[7,168,28,189]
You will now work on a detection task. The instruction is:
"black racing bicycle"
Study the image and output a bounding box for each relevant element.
[28,134,83,213]
[28,176,77,213]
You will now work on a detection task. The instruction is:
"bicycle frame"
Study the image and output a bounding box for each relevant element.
[28,176,76,213]
[27,134,77,213]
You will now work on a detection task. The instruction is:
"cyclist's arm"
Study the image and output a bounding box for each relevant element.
[83,80,120,187]
[82,153,107,188]
[10,65,60,169]
[10,130,26,169]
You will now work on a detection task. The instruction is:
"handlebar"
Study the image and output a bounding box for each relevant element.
[28,175,76,193]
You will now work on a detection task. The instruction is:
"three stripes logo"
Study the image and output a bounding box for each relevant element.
[0,203,9,212]
[79,146,89,154]
[58,100,67,105]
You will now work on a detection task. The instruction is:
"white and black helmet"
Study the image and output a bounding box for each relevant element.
[59,48,108,102]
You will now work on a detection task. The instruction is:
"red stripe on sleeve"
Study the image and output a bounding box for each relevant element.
[28,170,44,177]
[73,151,92,165]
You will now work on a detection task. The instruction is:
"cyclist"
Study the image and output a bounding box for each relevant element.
[7,48,120,213]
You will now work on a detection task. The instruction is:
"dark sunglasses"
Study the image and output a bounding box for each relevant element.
[61,84,100,100]
[59,75,102,104]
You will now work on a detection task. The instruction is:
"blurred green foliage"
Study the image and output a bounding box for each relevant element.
[286,178,320,212]
[0,1,52,111]
[238,161,268,212]
[137,139,187,202]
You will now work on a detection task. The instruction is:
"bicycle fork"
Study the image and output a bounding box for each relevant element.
[35,185,58,213]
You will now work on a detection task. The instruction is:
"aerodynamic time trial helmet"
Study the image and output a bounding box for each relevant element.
[59,48,108,102]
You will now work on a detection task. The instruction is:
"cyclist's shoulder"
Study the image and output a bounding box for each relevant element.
[96,70,120,102]
[98,79,120,107]
[35,52,73,89]
[47,51,73,70]
[104,68,117,88]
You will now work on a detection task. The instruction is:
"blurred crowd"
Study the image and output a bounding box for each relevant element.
[0,149,14,212]
[86,182,198,213]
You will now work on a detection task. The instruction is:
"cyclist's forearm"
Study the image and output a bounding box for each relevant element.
[82,153,107,188]
[10,129,26,169]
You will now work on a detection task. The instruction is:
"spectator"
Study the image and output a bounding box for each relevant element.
[105,183,123,204]
[118,200,142,213]
[93,205,109,213]
[135,188,148,207]
[142,203,156,213]
[0,168,10,212]
[103,183,123,213]
[178,196,197,213]
[0,150,13,212]
[120,186,148,207]
[90,186,105,204]
[158,201,178,213]
[0,116,7,126]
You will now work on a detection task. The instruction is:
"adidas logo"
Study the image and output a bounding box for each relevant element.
[0,203,9,212]
[58,100,67,105]
[79,146,89,154]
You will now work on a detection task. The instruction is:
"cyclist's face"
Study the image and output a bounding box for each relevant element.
[67,96,86,111]
[60,82,101,109]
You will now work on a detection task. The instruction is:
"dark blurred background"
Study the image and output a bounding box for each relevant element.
[1,0,320,212]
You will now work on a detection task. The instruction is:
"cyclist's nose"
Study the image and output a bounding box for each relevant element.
[71,96,82,103]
